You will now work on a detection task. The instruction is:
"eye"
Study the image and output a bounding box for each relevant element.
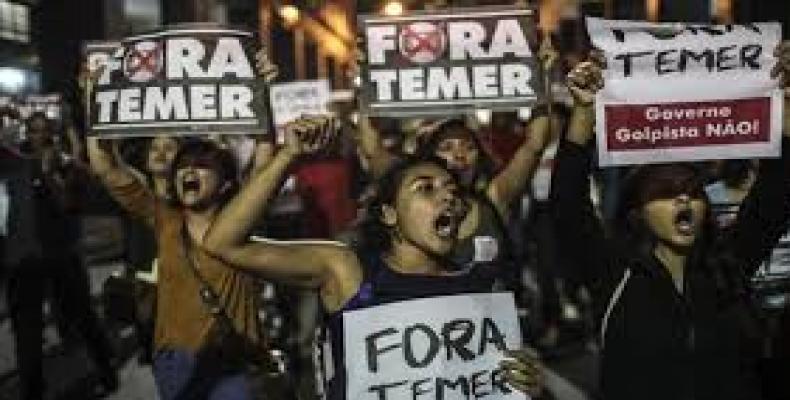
[415,181,435,193]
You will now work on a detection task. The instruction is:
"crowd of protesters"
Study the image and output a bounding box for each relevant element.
[0,15,789,400]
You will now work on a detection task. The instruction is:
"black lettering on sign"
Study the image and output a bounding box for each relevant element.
[490,368,512,394]
[366,327,400,373]
[614,51,653,77]
[716,45,737,71]
[369,380,408,400]
[404,324,441,368]
[441,319,476,362]
[740,44,762,69]
[411,378,432,399]
[436,376,470,398]
[479,317,507,355]
[678,49,715,72]
[471,370,491,398]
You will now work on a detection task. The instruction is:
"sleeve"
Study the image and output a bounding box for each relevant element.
[550,140,616,288]
[103,176,157,227]
[723,138,790,275]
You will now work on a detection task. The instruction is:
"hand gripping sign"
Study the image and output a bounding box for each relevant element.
[358,6,541,117]
[84,24,266,137]
[342,292,527,400]
[587,18,783,166]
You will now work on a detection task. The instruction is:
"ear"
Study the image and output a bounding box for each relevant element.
[380,204,398,227]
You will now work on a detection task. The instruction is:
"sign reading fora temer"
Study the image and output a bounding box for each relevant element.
[86,25,265,137]
[359,7,541,117]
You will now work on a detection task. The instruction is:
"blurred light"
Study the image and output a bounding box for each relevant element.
[475,109,492,126]
[279,4,300,26]
[383,1,404,16]
[0,68,26,93]
[518,107,532,121]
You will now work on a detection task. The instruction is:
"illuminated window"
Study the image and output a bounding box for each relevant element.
[0,1,29,43]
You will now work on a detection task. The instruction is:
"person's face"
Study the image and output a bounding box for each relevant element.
[641,193,707,251]
[147,137,179,176]
[173,158,225,210]
[434,134,479,175]
[384,163,466,257]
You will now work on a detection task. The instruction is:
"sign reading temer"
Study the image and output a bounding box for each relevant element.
[343,292,527,400]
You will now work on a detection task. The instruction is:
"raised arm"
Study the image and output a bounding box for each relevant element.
[356,113,397,178]
[87,137,156,225]
[551,56,612,286]
[203,116,362,308]
[487,37,557,216]
[487,115,550,216]
[726,42,790,273]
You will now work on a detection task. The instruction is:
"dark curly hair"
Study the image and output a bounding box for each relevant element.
[360,156,457,254]
[168,139,239,207]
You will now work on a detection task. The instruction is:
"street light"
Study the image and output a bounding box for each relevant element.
[278,4,300,26]
[383,1,404,16]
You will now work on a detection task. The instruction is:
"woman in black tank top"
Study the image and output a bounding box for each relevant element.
[202,117,545,399]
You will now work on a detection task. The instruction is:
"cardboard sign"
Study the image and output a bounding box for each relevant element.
[85,25,266,137]
[343,292,527,400]
[358,7,541,117]
[269,80,331,143]
[587,18,784,166]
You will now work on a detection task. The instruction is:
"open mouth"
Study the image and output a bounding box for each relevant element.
[181,175,201,193]
[674,208,695,235]
[434,210,459,239]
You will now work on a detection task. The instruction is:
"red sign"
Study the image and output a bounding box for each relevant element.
[604,98,771,151]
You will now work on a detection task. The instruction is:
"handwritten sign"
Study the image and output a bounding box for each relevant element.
[343,292,527,400]
[269,80,331,143]
[587,18,783,166]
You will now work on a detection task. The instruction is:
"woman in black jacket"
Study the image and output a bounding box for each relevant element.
[552,44,790,400]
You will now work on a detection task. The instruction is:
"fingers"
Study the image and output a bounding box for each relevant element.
[500,348,544,397]
[284,115,339,155]
[255,49,279,83]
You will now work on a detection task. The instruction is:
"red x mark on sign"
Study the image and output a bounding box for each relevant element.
[401,24,445,59]
[124,45,161,77]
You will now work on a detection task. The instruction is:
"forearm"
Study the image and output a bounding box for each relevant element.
[489,138,542,213]
[358,113,394,178]
[205,149,296,251]
[567,105,595,146]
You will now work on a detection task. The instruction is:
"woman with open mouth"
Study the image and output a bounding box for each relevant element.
[203,116,547,399]
[552,43,790,400]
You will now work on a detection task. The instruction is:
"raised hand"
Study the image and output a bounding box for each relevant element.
[500,348,544,398]
[567,50,606,107]
[282,115,339,157]
[255,47,279,84]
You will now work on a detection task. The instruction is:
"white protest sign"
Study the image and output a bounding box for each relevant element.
[269,80,331,143]
[86,24,266,137]
[343,292,527,400]
[587,18,783,166]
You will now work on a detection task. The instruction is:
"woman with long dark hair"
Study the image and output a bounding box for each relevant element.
[552,44,790,400]
[203,119,546,399]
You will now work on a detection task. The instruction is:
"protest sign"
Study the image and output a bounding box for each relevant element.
[587,18,783,166]
[358,7,541,117]
[269,80,331,143]
[85,25,266,137]
[342,292,527,400]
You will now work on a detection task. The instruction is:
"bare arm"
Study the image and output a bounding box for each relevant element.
[357,113,397,178]
[487,115,550,216]
[203,117,359,298]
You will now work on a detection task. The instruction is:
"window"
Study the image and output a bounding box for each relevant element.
[0,1,29,43]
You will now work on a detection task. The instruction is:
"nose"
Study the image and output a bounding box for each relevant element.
[676,193,691,204]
